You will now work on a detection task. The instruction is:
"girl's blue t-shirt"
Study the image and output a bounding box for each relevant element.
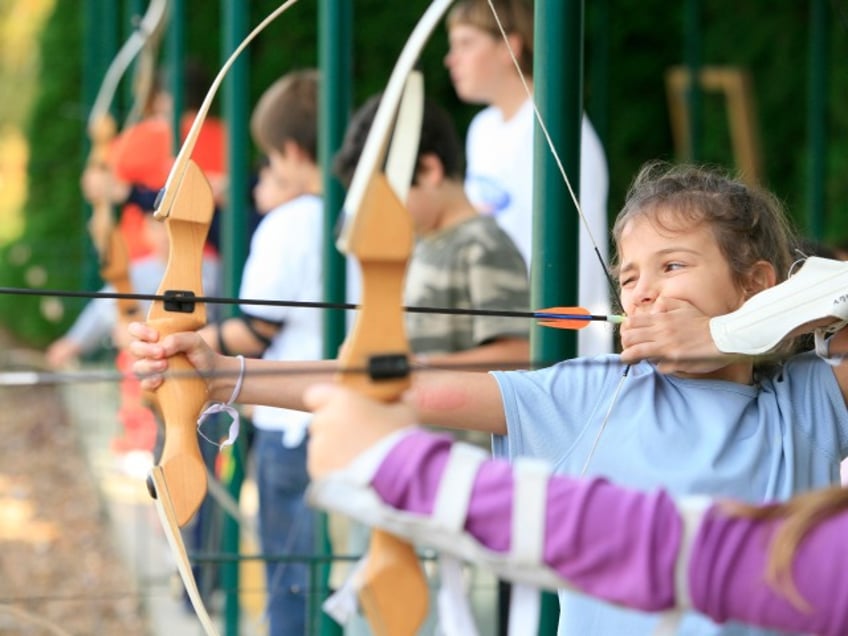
[492,352,848,636]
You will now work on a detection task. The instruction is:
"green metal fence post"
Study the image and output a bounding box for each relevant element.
[806,0,829,240]
[82,0,119,292]
[684,0,702,162]
[317,3,352,634]
[533,0,584,633]
[220,3,251,633]
[166,0,184,150]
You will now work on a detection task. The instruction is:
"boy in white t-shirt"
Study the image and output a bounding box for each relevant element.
[444,0,612,356]
[195,70,323,636]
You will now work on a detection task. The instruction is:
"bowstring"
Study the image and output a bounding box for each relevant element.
[485,0,628,475]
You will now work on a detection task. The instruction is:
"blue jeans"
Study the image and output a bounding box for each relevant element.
[255,429,315,635]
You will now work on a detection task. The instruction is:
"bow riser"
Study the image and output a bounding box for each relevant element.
[146,159,213,527]
[86,112,140,323]
[339,176,413,400]
[87,114,118,170]
[144,352,207,526]
[337,179,427,634]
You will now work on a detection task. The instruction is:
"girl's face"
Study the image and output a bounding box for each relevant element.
[444,24,506,104]
[617,211,747,319]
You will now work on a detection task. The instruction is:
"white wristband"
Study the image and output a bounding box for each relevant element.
[196,354,245,448]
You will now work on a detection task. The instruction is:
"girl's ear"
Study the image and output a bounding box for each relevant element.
[744,260,777,297]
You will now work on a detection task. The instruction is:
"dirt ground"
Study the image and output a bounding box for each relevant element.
[0,334,150,636]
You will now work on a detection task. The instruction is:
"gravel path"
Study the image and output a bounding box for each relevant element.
[0,348,151,636]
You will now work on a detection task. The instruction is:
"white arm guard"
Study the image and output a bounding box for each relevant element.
[308,432,710,635]
[709,257,848,355]
[307,432,568,591]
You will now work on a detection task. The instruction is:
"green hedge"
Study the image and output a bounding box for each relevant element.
[0,0,85,345]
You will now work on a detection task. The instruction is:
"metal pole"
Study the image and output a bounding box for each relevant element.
[533,1,582,359]
[533,0,584,631]
[587,0,610,146]
[221,1,250,300]
[684,0,702,161]
[806,0,829,240]
[319,0,352,355]
[83,0,119,291]
[220,4,250,633]
[166,0,184,149]
[317,4,352,634]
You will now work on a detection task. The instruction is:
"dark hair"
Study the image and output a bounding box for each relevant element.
[446,0,534,75]
[250,69,319,161]
[332,92,464,188]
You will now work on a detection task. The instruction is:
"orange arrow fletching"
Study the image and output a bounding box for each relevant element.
[534,306,625,330]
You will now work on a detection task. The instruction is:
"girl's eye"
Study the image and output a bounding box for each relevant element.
[619,276,635,287]
[664,262,684,272]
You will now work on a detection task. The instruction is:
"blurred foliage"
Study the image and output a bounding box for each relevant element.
[0,0,55,125]
[0,0,83,345]
[0,0,846,346]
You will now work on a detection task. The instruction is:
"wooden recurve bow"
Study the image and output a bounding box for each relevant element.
[143,3,299,633]
[333,2,454,633]
[86,0,168,325]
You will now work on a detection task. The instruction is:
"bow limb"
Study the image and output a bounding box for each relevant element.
[86,0,168,132]
[335,2,453,633]
[86,0,169,323]
[124,1,169,127]
[154,0,298,223]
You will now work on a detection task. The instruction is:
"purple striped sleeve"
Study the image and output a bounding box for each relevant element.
[371,430,681,611]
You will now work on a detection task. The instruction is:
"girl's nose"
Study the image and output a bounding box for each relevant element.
[631,277,658,310]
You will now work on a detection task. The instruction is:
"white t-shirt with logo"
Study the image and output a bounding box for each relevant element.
[465,100,612,356]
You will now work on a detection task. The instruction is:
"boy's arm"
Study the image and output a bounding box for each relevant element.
[197,316,279,358]
[129,321,507,433]
[47,288,118,366]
